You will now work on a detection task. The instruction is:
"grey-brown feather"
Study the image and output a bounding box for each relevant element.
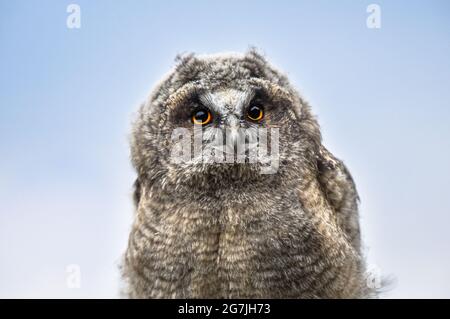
[122,50,374,298]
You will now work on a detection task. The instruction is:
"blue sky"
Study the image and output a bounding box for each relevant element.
[1,0,449,297]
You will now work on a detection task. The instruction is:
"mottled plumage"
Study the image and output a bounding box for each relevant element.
[122,50,372,298]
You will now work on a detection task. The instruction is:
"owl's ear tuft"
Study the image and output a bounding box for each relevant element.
[173,52,202,82]
[245,47,268,64]
[174,52,196,66]
[242,47,270,78]
[245,47,292,88]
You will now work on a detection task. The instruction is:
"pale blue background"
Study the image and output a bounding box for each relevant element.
[1,0,449,298]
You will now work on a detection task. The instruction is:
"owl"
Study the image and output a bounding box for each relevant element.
[122,50,373,298]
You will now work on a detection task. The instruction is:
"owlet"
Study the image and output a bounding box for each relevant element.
[122,50,373,298]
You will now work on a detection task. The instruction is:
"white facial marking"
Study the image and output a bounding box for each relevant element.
[199,89,253,118]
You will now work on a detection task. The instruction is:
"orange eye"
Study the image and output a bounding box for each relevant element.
[192,108,212,125]
[247,105,264,121]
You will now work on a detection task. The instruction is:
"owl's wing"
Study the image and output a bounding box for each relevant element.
[316,145,361,250]
[133,178,141,209]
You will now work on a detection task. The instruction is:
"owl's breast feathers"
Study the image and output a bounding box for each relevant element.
[123,147,371,298]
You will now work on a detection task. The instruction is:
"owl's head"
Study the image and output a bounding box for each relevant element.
[131,50,322,192]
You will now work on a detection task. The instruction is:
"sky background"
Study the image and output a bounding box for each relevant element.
[1,0,449,298]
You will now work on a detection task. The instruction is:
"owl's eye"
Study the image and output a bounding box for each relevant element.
[247,105,264,122]
[192,108,212,125]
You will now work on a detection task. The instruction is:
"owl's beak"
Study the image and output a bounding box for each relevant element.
[224,115,241,151]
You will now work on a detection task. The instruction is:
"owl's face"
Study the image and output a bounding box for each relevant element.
[132,51,321,191]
